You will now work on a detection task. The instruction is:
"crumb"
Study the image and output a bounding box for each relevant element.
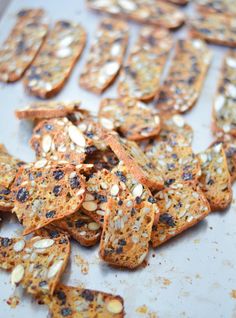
[152,254,156,258]
[74,255,89,275]
[163,278,171,286]
[136,305,148,314]
[231,290,236,299]
[7,296,20,308]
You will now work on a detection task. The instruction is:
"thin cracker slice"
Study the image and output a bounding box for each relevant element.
[87,0,185,29]
[12,161,86,234]
[117,27,173,101]
[198,143,232,210]
[43,284,125,317]
[197,0,236,18]
[24,21,86,98]
[104,133,164,190]
[0,228,70,296]
[15,100,81,120]
[99,97,161,141]
[151,182,210,247]
[54,212,101,247]
[0,9,48,82]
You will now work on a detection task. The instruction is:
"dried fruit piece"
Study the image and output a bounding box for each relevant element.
[15,100,80,120]
[99,97,161,140]
[118,27,173,101]
[151,183,210,246]
[24,21,86,98]
[0,228,70,296]
[155,39,212,113]
[212,51,236,137]
[11,161,85,234]
[0,9,48,82]
[85,149,119,172]
[79,18,128,94]
[54,211,101,247]
[87,0,185,29]
[42,284,124,317]
[198,144,232,210]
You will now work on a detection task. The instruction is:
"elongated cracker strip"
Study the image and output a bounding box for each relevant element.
[12,161,86,234]
[151,183,210,247]
[197,0,236,17]
[15,101,80,120]
[0,9,48,82]
[79,18,128,94]
[24,21,86,98]
[212,51,236,136]
[42,284,125,317]
[99,97,161,140]
[87,0,185,29]
[155,39,212,113]
[0,228,70,296]
[189,13,236,47]
[198,144,232,210]
[117,27,173,101]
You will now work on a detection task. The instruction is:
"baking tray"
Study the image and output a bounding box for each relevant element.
[0,1,236,317]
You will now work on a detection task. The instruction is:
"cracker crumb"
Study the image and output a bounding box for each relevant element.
[6,296,20,308]
[136,305,158,317]
[163,278,171,286]
[74,255,89,275]
[231,290,236,299]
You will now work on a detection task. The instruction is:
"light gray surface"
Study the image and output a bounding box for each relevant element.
[0,1,236,317]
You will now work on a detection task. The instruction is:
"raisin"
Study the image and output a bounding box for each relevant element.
[135,196,142,204]
[46,210,56,218]
[16,188,29,203]
[1,238,12,247]
[49,230,60,238]
[70,175,80,189]
[0,188,11,195]
[118,239,126,246]
[56,290,67,301]
[116,246,123,254]
[81,289,94,302]
[61,308,72,316]
[148,196,156,204]
[159,213,175,227]
[53,170,64,180]
[39,281,47,287]
[182,172,193,181]
[85,146,97,155]
[53,185,62,196]
[75,220,85,228]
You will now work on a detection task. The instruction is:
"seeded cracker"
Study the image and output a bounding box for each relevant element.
[151,182,210,247]
[198,144,232,210]
[189,13,236,47]
[155,39,212,114]
[87,0,185,29]
[79,18,128,94]
[99,97,161,141]
[12,161,85,235]
[118,27,173,101]
[104,132,164,190]
[0,9,48,82]
[196,0,236,17]
[54,212,101,247]
[212,51,236,136]
[42,284,125,317]
[0,145,25,211]
[15,100,81,120]
[0,228,70,296]
[24,21,86,98]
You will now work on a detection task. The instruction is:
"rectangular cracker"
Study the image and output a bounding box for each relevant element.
[0,228,70,296]
[99,97,161,140]
[12,161,86,234]
[79,18,128,94]
[0,9,48,82]
[117,27,173,101]
[15,100,81,120]
[212,51,236,136]
[198,143,232,210]
[24,21,86,98]
[53,211,101,247]
[155,39,212,113]
[42,284,125,317]
[189,13,236,47]
[103,132,164,190]
[151,182,210,247]
[87,0,185,29]
[197,0,236,17]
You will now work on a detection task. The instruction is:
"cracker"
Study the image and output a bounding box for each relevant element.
[151,182,210,247]
[104,132,164,190]
[15,101,81,120]
[24,21,86,98]
[212,51,236,136]
[99,97,161,140]
[53,212,101,247]
[0,9,48,82]
[197,0,236,18]
[0,228,70,296]
[198,143,232,210]
[168,0,188,4]
[79,18,128,94]
[87,0,185,29]
[189,13,236,47]
[117,27,173,101]
[11,161,86,235]
[155,39,212,113]
[30,117,102,164]
[43,284,125,317]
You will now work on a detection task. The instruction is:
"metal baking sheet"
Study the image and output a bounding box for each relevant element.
[0,1,236,317]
